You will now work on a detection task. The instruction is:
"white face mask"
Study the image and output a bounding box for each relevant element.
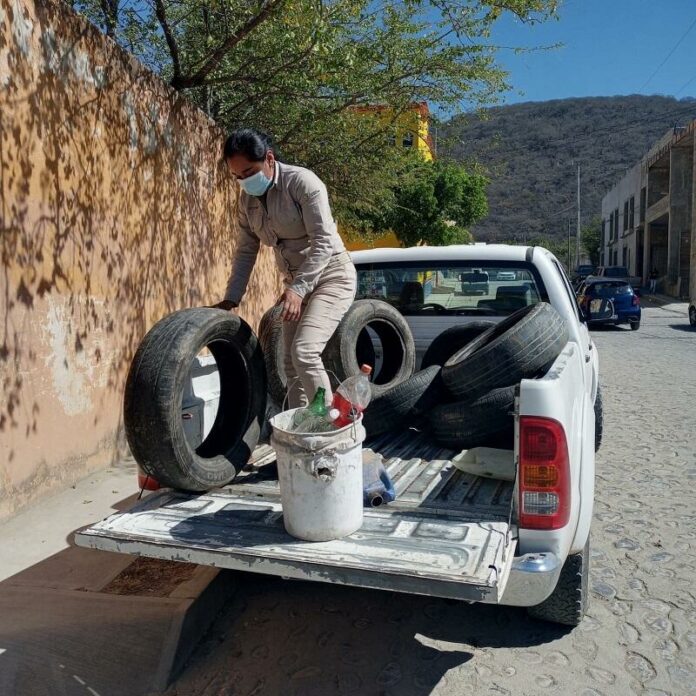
[239,169,273,196]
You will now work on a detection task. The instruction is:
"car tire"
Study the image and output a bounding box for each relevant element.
[421,322,495,369]
[362,366,445,438]
[124,308,266,491]
[428,386,516,450]
[258,304,287,405]
[594,385,603,453]
[441,303,568,401]
[630,321,640,331]
[689,305,696,327]
[322,300,416,397]
[527,537,589,627]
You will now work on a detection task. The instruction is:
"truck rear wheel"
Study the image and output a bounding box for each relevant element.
[527,537,589,627]
[594,385,603,452]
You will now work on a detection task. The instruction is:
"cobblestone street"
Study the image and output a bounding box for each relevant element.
[166,303,696,696]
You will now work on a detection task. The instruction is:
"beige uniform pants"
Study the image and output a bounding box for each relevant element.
[283,252,357,408]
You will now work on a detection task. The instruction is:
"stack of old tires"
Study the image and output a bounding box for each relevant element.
[357,302,568,450]
[124,299,568,494]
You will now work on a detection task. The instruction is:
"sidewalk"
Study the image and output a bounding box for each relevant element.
[639,292,689,313]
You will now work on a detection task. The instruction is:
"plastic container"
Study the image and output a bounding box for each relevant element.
[270,408,366,541]
[331,365,373,428]
[363,455,396,507]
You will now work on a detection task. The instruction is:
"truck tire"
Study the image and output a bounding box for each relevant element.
[528,537,589,627]
[594,385,603,452]
[322,300,416,397]
[630,320,640,331]
[428,386,515,450]
[421,322,495,369]
[362,366,444,438]
[441,303,568,401]
[258,304,287,405]
[124,308,266,491]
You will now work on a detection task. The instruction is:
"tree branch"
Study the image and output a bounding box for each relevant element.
[172,0,287,90]
[154,0,182,85]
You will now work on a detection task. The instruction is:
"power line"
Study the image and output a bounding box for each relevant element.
[676,74,696,97]
[639,16,696,91]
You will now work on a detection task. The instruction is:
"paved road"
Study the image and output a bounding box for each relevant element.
[165,303,696,696]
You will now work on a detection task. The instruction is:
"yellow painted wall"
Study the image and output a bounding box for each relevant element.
[0,0,281,520]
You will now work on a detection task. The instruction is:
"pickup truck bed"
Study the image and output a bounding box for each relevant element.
[76,431,528,603]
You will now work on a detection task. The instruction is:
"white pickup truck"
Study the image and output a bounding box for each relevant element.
[76,244,600,626]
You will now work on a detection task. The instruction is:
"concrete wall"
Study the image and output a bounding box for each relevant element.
[0,0,281,520]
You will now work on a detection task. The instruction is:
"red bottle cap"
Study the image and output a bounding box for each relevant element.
[360,364,373,375]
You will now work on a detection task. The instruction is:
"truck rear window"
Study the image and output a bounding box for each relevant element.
[355,262,547,317]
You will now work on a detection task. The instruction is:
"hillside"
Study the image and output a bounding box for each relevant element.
[441,95,696,242]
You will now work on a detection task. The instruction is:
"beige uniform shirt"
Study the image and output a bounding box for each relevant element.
[224,162,346,305]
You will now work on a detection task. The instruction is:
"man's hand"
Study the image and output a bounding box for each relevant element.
[210,300,237,312]
[280,288,303,322]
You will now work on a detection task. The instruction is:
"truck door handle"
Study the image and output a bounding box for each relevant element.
[585,353,591,363]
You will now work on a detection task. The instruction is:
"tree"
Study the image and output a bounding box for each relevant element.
[581,218,602,266]
[71,0,557,229]
[387,158,488,247]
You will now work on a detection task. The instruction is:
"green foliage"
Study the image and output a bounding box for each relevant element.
[346,156,487,246]
[71,0,557,230]
[581,217,602,266]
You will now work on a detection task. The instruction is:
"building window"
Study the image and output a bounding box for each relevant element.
[623,200,629,232]
[622,247,627,266]
[402,131,414,148]
[609,212,614,241]
[601,219,606,247]
[614,208,619,240]
[629,196,635,229]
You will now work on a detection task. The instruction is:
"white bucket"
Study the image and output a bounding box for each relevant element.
[270,408,366,541]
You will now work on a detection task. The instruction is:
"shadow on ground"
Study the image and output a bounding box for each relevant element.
[165,571,569,696]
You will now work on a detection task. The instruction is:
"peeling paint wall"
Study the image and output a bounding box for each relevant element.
[0,0,281,520]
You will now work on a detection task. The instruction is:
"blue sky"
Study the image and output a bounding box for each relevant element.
[490,0,696,104]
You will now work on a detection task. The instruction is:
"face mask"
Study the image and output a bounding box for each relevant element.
[239,169,272,196]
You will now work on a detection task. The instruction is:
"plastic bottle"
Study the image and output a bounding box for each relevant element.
[363,456,396,507]
[331,365,373,428]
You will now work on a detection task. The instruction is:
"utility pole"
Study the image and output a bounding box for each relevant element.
[576,163,581,268]
[567,219,571,270]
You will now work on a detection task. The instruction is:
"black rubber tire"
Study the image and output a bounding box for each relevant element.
[258,304,287,405]
[420,322,495,369]
[441,303,568,401]
[362,366,445,438]
[428,386,516,450]
[689,305,696,327]
[630,321,640,331]
[594,385,603,453]
[528,537,590,627]
[322,300,416,397]
[124,308,266,491]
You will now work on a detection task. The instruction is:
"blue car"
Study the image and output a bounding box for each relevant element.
[578,279,641,331]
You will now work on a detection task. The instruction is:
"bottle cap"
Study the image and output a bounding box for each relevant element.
[327,408,340,422]
[360,364,373,375]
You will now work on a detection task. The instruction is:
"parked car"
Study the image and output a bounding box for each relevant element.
[459,269,489,295]
[590,265,642,292]
[77,244,599,627]
[571,264,596,289]
[689,297,696,327]
[577,279,641,330]
[496,270,517,281]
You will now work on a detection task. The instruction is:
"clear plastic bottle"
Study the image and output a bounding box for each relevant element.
[331,365,373,428]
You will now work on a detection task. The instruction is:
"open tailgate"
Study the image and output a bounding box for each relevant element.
[76,433,517,603]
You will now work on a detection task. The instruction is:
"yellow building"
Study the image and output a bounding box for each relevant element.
[343,102,434,251]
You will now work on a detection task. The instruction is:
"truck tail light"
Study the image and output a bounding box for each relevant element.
[632,295,640,306]
[519,417,570,530]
